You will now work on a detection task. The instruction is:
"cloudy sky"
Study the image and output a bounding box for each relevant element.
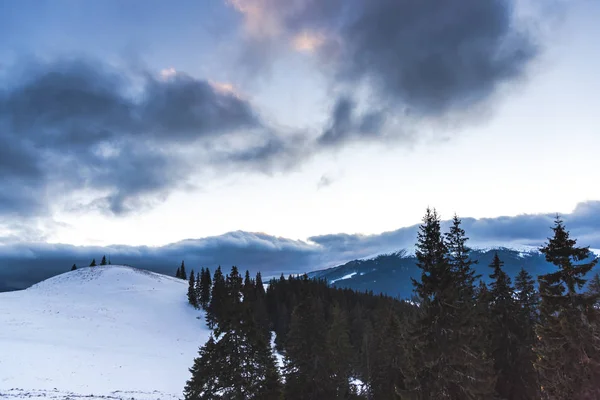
[0,0,599,265]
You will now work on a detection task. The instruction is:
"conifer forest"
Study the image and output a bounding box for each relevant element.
[181,210,600,400]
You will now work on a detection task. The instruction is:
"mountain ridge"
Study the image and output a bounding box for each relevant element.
[307,246,600,299]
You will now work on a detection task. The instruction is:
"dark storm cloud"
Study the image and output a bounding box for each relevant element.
[1,201,599,291]
[0,58,275,216]
[319,96,387,146]
[336,0,536,114]
[234,0,539,145]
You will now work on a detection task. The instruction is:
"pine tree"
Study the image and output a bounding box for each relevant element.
[90,258,96,267]
[195,269,202,308]
[206,266,226,330]
[184,336,221,399]
[188,270,198,308]
[199,267,212,310]
[586,272,600,307]
[100,255,107,266]
[253,272,271,339]
[369,308,405,399]
[176,266,181,279]
[185,266,283,400]
[536,217,600,399]
[184,320,282,400]
[487,252,526,399]
[218,266,244,335]
[444,215,494,393]
[180,261,187,280]
[402,209,495,399]
[283,295,336,400]
[445,214,479,296]
[513,268,540,399]
[71,264,77,271]
[326,305,354,398]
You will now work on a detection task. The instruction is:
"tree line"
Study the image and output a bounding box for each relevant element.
[70,255,111,271]
[182,210,600,399]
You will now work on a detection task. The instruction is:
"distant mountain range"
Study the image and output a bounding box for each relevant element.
[308,247,599,299]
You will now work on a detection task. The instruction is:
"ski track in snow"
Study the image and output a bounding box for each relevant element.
[0,266,211,399]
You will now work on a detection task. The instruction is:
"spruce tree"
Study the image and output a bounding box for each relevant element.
[71,264,77,271]
[586,272,600,307]
[367,308,405,399]
[185,267,283,400]
[90,258,96,267]
[176,266,181,279]
[188,270,198,308]
[195,269,202,308]
[513,268,540,399]
[100,255,107,266]
[243,270,255,304]
[219,266,244,335]
[402,209,495,399]
[253,272,271,339]
[199,267,212,310]
[326,305,354,398]
[206,266,226,330]
[445,214,479,296]
[180,261,187,280]
[487,252,526,399]
[184,320,282,400]
[283,295,336,400]
[536,217,600,399]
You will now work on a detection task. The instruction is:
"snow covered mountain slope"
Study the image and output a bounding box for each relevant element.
[0,265,210,399]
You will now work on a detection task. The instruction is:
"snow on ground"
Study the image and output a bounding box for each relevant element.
[0,265,211,399]
[330,272,357,284]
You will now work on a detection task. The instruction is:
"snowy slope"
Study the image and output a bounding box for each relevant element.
[0,265,211,399]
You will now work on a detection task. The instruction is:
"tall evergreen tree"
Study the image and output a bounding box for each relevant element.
[184,320,282,399]
[368,308,405,399]
[445,214,479,296]
[180,261,187,280]
[195,269,202,306]
[283,295,336,400]
[188,270,198,308]
[206,266,226,330]
[90,258,96,267]
[71,264,77,271]
[536,217,600,399]
[199,267,212,310]
[243,270,255,302]
[185,266,282,400]
[402,208,495,399]
[100,255,107,266]
[487,252,528,399]
[586,272,600,307]
[176,266,181,279]
[253,272,271,339]
[219,266,244,335]
[513,268,540,399]
[326,305,354,398]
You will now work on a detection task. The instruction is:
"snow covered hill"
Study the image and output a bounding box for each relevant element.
[0,265,211,399]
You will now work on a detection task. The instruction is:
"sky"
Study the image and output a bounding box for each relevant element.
[0,0,599,254]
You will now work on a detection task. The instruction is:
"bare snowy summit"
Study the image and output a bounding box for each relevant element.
[0,265,211,399]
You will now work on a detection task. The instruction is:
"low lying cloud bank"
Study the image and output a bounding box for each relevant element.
[2,201,599,291]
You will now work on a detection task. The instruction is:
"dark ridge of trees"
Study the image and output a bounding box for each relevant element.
[183,211,600,400]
